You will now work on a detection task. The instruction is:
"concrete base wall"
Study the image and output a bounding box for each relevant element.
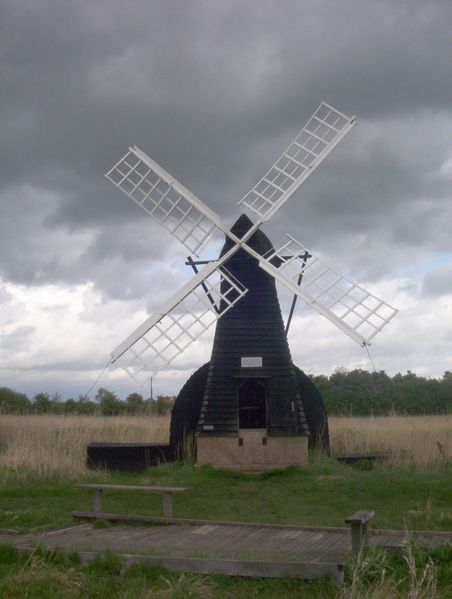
[197,430,308,471]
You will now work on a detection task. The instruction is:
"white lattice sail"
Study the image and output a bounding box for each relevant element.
[255,235,398,345]
[104,100,398,382]
[111,263,247,383]
[238,102,355,221]
[106,146,225,256]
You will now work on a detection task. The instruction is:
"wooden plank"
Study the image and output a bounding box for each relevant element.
[288,532,333,557]
[190,525,219,536]
[285,530,333,554]
[197,526,248,556]
[129,526,194,551]
[108,528,159,544]
[216,527,257,558]
[227,528,269,555]
[212,527,282,559]
[36,524,92,537]
[282,534,333,559]
[314,532,350,562]
[255,531,297,553]
[272,529,306,541]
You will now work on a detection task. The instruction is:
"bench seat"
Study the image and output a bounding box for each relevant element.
[79,483,186,518]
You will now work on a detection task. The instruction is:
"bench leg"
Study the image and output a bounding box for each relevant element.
[350,523,364,555]
[93,489,103,514]
[162,492,173,518]
[361,521,370,547]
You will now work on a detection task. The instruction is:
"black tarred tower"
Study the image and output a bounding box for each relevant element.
[171,214,329,470]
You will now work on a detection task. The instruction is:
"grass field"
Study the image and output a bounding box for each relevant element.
[0,413,450,478]
[0,414,451,598]
[330,414,452,468]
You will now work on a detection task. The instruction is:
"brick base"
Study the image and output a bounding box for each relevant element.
[197,430,308,470]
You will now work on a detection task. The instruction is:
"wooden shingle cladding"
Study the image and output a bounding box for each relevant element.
[197,214,309,438]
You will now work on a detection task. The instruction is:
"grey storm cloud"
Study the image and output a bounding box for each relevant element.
[2,1,451,185]
[1,0,452,397]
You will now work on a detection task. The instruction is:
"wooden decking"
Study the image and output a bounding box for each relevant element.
[1,520,451,583]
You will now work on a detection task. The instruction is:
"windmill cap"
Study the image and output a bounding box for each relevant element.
[220,213,280,264]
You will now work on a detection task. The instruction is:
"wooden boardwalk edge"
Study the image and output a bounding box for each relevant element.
[17,544,344,583]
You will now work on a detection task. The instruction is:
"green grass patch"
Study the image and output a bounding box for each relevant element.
[0,459,451,531]
[0,541,450,598]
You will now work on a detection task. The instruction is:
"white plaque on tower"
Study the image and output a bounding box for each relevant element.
[241,357,263,368]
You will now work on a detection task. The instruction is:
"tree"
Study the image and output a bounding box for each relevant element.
[126,393,144,413]
[33,392,52,413]
[76,394,98,414]
[96,387,123,416]
[62,398,77,413]
[148,395,175,415]
[0,387,30,413]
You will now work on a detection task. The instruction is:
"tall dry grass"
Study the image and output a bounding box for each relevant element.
[0,414,170,479]
[341,543,439,599]
[0,413,450,478]
[329,414,452,469]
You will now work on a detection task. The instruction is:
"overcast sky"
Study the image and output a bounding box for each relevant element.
[1,0,451,400]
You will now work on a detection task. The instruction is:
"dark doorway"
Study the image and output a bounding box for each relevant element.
[238,379,267,429]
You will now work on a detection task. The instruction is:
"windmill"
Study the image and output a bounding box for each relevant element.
[105,101,398,469]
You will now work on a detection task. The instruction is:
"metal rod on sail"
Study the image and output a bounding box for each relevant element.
[186,256,220,313]
[285,251,311,334]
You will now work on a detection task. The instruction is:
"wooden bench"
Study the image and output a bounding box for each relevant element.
[345,509,375,554]
[79,484,186,519]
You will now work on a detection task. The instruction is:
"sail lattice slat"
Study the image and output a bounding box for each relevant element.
[258,235,398,345]
[106,146,223,255]
[238,102,355,221]
[111,265,247,383]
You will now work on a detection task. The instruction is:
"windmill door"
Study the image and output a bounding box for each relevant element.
[238,379,267,429]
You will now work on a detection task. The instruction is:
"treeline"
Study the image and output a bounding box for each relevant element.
[1,370,451,417]
[0,387,174,416]
[311,369,452,416]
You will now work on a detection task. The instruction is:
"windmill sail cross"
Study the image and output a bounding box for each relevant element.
[104,100,397,384]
